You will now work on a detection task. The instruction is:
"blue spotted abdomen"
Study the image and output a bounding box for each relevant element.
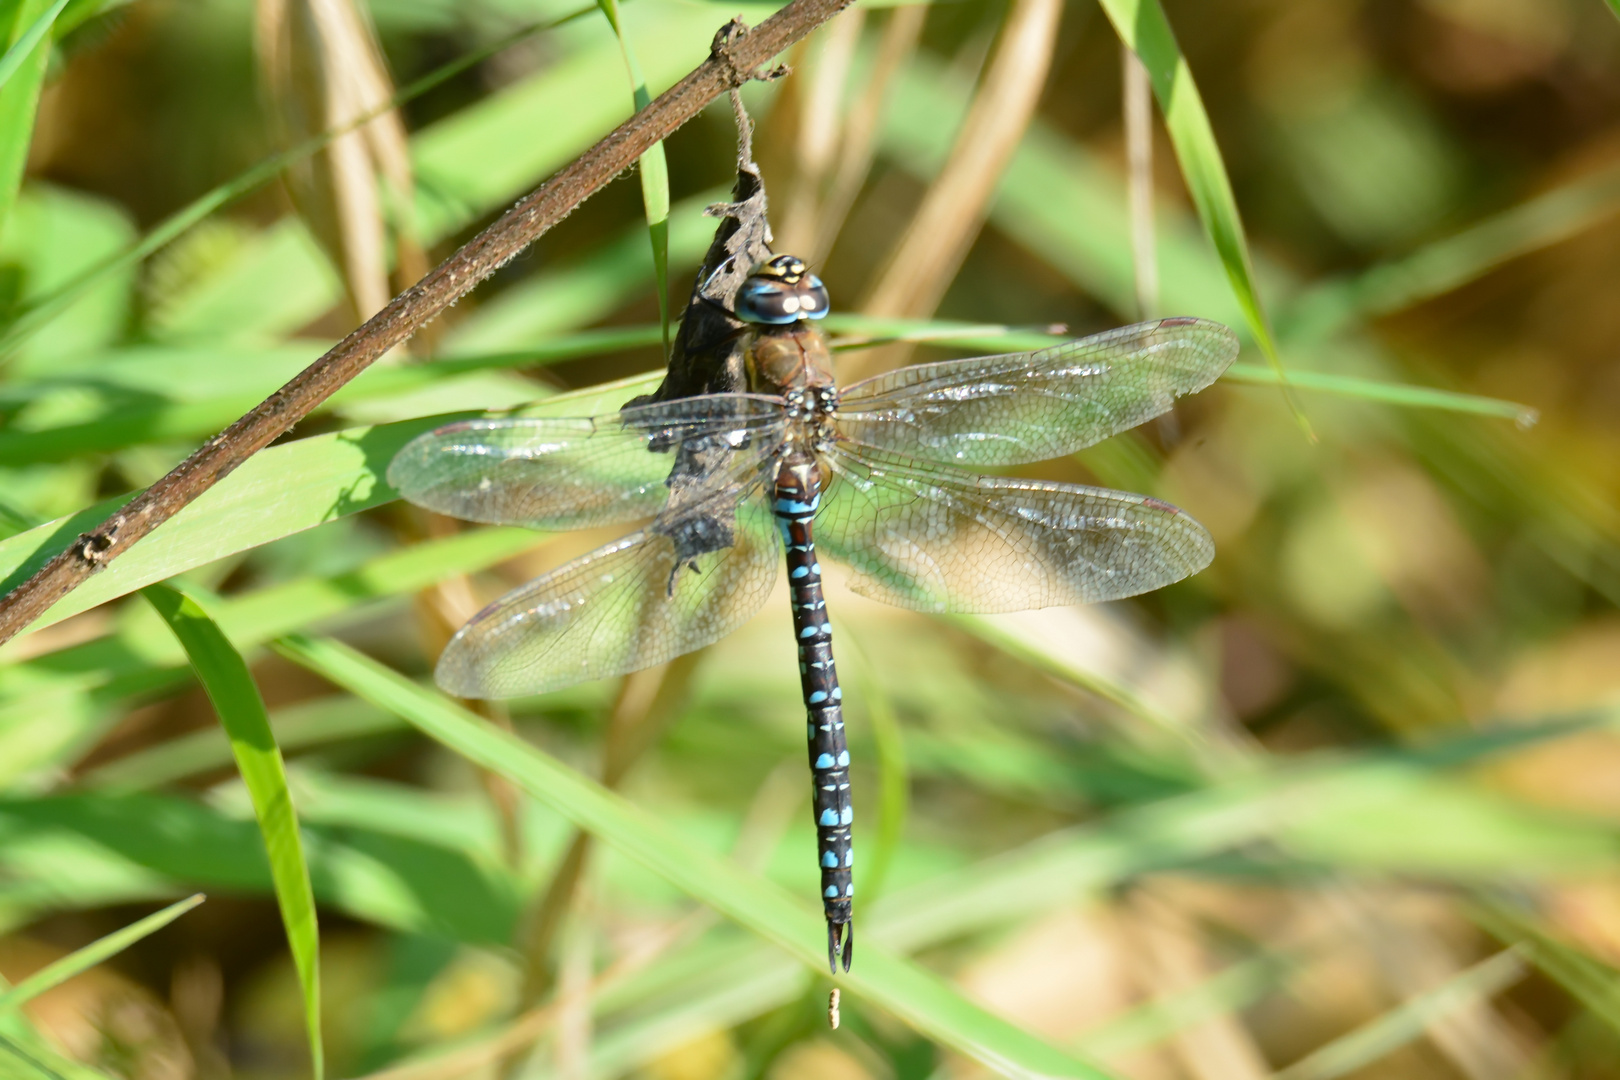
[773,451,852,972]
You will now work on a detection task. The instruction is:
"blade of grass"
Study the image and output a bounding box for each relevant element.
[825,316,1531,422]
[0,1029,113,1080]
[1286,162,1620,342]
[0,893,204,1010]
[1469,898,1620,1035]
[1222,362,1537,426]
[273,633,1118,1080]
[0,0,53,236]
[1270,949,1525,1080]
[79,697,403,791]
[0,371,665,637]
[143,585,323,1080]
[598,0,672,360]
[0,787,521,943]
[0,0,67,92]
[1077,950,1295,1058]
[0,338,1534,655]
[0,6,594,357]
[1094,0,1307,433]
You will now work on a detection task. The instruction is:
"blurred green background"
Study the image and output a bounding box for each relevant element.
[0,0,1619,1077]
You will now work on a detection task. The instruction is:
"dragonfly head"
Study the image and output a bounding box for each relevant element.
[735,254,830,325]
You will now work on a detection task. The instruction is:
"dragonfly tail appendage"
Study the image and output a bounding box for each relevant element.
[828,918,853,974]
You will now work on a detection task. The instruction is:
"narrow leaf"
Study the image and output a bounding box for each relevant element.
[1222,362,1536,427]
[0,0,55,236]
[143,585,323,1080]
[598,0,672,358]
[274,633,1117,1080]
[0,0,68,93]
[1095,0,1307,432]
[0,893,205,1010]
[0,371,665,637]
[0,7,594,357]
[1271,950,1525,1080]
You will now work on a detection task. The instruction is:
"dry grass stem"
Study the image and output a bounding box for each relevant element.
[256,0,416,325]
[850,0,1061,379]
[1321,887,1539,1080]
[1125,890,1271,1080]
[808,4,927,268]
[553,890,597,1080]
[1123,44,1158,319]
[775,7,866,257]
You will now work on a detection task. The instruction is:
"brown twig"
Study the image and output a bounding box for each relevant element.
[0,0,854,648]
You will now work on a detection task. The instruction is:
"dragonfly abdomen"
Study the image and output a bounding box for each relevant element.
[774,451,853,974]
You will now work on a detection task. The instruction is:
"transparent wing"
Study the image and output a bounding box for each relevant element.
[834,317,1238,466]
[387,394,787,530]
[817,445,1213,614]
[436,486,780,698]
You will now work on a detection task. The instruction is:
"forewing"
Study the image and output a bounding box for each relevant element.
[834,317,1238,466]
[387,394,786,529]
[817,445,1213,614]
[436,487,781,698]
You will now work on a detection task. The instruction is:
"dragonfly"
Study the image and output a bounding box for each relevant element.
[388,254,1239,973]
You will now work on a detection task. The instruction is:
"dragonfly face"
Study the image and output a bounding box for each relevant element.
[388,254,1240,974]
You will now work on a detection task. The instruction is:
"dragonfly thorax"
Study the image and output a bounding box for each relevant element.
[746,322,836,397]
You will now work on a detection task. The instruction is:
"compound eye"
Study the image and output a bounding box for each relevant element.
[798,277,830,320]
[735,280,801,325]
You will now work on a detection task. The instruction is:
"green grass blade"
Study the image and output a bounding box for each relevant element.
[143,585,323,1080]
[0,0,53,235]
[0,7,592,357]
[1095,0,1306,431]
[1076,951,1293,1058]
[1223,362,1537,426]
[274,633,1118,1080]
[0,0,67,92]
[79,698,403,792]
[1470,899,1620,1035]
[1271,949,1525,1080]
[0,892,204,1010]
[597,0,672,359]
[1287,163,1620,341]
[0,1030,114,1080]
[0,787,521,943]
[0,887,204,1016]
[0,371,664,637]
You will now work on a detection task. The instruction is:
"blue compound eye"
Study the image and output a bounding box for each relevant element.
[798,276,829,320]
[736,279,803,325]
[734,259,831,324]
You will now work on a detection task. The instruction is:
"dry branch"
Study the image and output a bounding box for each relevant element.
[0,0,854,646]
